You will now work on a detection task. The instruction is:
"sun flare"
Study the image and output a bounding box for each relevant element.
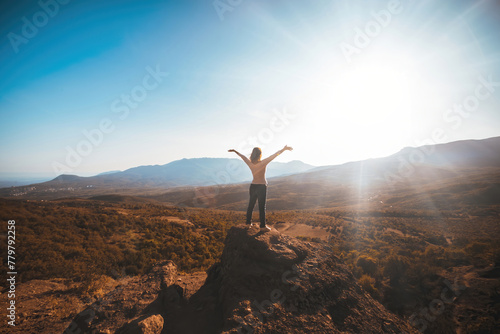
[302,54,423,160]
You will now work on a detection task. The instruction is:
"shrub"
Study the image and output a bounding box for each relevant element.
[465,316,496,333]
[125,265,139,276]
[383,254,409,285]
[358,274,379,298]
[356,255,378,275]
[465,242,489,257]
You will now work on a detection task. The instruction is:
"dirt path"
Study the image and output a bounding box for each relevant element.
[275,222,330,241]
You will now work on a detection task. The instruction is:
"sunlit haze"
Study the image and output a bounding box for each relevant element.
[1,0,499,178]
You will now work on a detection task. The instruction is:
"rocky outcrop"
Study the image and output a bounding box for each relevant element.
[64,261,178,334]
[206,226,418,333]
[118,314,164,334]
[65,225,418,333]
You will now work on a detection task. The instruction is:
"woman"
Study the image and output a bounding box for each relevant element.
[228,145,293,232]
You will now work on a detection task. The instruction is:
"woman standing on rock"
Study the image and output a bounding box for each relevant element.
[228,145,293,232]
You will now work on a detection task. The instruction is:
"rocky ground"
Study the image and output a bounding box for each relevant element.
[58,224,418,334]
[0,278,86,333]
[4,222,498,334]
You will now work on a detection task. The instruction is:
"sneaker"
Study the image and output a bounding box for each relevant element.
[260,225,271,232]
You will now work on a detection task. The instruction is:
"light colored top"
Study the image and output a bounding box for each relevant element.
[240,152,281,185]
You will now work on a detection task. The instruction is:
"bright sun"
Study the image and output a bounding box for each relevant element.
[302,55,422,160]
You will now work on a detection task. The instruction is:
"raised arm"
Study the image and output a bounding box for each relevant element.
[262,145,293,164]
[228,149,251,165]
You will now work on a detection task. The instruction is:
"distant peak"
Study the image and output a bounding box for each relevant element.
[53,174,81,181]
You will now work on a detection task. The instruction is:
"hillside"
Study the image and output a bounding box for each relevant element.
[1,195,498,333]
[64,225,418,333]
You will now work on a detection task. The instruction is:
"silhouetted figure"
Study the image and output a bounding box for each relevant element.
[228,145,293,232]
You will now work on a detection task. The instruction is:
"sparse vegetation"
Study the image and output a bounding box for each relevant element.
[264,207,500,332]
[1,196,498,333]
[0,198,242,286]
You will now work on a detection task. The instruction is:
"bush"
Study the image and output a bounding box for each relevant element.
[465,242,489,257]
[383,254,409,285]
[443,248,469,266]
[125,265,139,276]
[424,245,445,266]
[465,316,496,333]
[356,255,378,275]
[358,274,379,298]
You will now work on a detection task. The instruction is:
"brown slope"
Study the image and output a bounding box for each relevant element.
[66,226,418,333]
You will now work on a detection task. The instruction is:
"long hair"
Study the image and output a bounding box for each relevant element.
[250,147,262,164]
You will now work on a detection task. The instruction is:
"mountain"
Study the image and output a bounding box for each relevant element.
[97,170,122,176]
[111,158,314,187]
[1,137,499,206]
[289,136,500,186]
[0,158,315,199]
[64,225,418,333]
[150,136,500,211]
[399,136,500,168]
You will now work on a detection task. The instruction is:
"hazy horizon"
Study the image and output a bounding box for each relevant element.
[0,155,315,180]
[1,134,498,182]
[2,0,500,178]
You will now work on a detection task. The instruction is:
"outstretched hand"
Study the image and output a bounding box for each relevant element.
[228,149,236,153]
[283,145,293,151]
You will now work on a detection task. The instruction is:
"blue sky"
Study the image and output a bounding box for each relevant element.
[1,0,500,178]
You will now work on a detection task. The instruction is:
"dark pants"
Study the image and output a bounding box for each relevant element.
[246,184,267,227]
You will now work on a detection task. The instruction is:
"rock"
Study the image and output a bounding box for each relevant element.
[149,260,177,289]
[203,225,419,333]
[159,283,184,311]
[118,314,164,334]
[63,261,177,333]
[137,314,163,333]
[65,225,419,334]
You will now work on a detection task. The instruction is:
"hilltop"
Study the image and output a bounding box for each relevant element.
[64,225,417,334]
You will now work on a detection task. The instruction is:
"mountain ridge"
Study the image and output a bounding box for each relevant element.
[1,137,499,204]
[144,136,500,211]
[59,158,314,185]
[0,158,315,198]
